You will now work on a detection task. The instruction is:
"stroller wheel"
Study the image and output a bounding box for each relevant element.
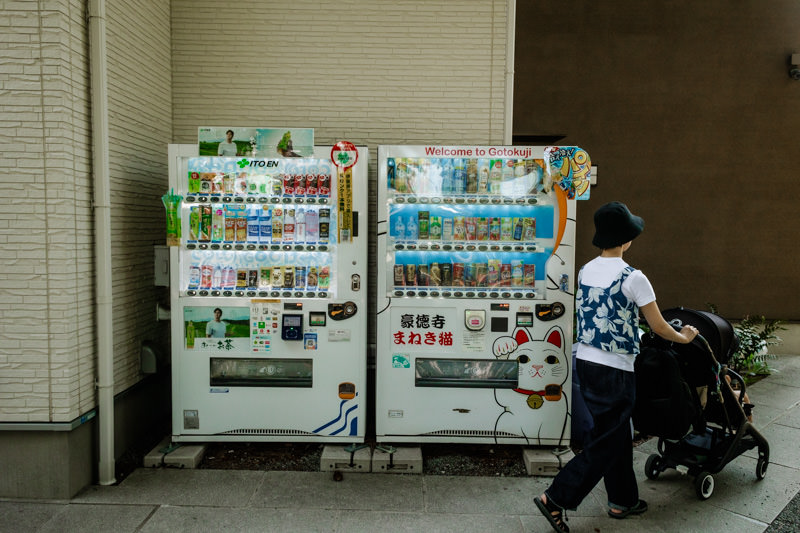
[756,456,769,480]
[694,472,714,500]
[645,454,662,480]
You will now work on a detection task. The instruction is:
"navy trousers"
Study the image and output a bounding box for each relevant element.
[546,359,638,511]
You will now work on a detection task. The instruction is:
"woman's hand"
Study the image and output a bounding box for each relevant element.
[678,325,699,344]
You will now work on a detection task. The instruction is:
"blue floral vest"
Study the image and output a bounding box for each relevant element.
[576,266,641,355]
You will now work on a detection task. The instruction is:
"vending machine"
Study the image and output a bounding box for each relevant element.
[375,145,591,446]
[168,142,368,443]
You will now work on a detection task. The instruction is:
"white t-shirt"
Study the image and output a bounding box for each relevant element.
[576,256,656,372]
[206,320,227,338]
[217,141,237,156]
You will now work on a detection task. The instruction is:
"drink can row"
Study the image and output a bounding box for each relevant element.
[393,260,534,288]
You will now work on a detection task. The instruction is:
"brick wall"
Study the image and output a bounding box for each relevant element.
[0,0,172,422]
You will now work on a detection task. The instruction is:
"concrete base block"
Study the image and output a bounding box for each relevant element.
[143,437,206,469]
[523,447,574,477]
[320,444,372,473]
[373,446,422,474]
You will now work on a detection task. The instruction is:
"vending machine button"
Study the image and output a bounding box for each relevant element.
[418,291,428,297]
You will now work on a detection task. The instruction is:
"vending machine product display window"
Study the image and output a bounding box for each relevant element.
[168,143,368,443]
[376,145,590,446]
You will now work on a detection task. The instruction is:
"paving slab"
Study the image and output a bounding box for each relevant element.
[38,503,156,533]
[140,506,344,533]
[773,405,800,429]
[336,510,526,533]
[73,468,265,507]
[747,380,800,410]
[0,502,65,532]
[251,470,424,511]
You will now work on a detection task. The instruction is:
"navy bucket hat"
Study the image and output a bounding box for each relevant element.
[592,201,645,248]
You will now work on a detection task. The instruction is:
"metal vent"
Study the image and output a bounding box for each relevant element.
[219,428,316,436]
[422,429,518,437]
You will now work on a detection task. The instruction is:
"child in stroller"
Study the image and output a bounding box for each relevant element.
[634,307,770,500]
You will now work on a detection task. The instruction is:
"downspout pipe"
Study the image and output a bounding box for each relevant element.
[504,0,516,145]
[88,0,116,486]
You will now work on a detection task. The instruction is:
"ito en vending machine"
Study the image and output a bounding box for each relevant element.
[375,145,591,445]
[168,140,367,442]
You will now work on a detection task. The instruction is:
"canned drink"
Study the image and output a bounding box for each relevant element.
[405,264,417,286]
[418,211,430,240]
[453,217,466,240]
[489,218,501,241]
[522,217,536,241]
[524,264,536,287]
[305,163,318,196]
[429,263,441,287]
[452,262,464,287]
[318,163,331,197]
[463,262,475,287]
[513,218,523,241]
[271,174,283,196]
[224,207,235,242]
[271,267,284,288]
[475,263,488,287]
[500,263,511,287]
[259,267,271,289]
[466,158,478,193]
[235,213,247,242]
[477,217,489,241]
[236,269,248,289]
[283,166,295,195]
[293,163,306,196]
[418,264,429,287]
[488,259,501,287]
[318,266,330,290]
[200,264,213,289]
[199,205,212,242]
[441,262,453,287]
[393,264,405,287]
[465,217,477,241]
[442,217,453,241]
[318,208,330,243]
[295,266,306,289]
[223,172,235,195]
[248,269,259,290]
[501,218,513,241]
[283,266,294,288]
[307,266,318,289]
[511,260,523,287]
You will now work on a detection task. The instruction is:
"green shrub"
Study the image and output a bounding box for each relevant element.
[730,315,784,379]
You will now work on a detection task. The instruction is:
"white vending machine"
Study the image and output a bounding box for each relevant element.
[168,143,368,442]
[375,145,591,446]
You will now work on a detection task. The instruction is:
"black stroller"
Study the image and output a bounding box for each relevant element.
[634,307,770,500]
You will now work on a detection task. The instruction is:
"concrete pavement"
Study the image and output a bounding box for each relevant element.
[2,355,799,533]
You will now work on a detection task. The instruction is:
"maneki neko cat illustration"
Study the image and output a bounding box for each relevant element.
[491,325,570,445]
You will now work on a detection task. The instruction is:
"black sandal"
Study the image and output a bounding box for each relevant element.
[534,495,569,533]
[607,499,648,519]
